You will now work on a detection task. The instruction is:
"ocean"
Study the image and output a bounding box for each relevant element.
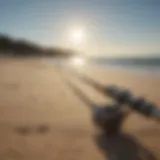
[47,56,160,77]
[92,57,160,76]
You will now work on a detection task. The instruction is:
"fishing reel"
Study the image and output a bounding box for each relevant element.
[92,86,160,135]
[92,104,127,135]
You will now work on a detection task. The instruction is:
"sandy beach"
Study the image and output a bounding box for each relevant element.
[0,58,160,160]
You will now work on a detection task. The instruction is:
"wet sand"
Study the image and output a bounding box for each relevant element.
[0,58,159,160]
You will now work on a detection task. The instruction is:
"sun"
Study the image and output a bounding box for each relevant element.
[68,27,85,45]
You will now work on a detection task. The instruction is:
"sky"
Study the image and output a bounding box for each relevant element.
[0,0,159,57]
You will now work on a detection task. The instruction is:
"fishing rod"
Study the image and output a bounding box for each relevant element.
[66,78,96,111]
[69,69,160,121]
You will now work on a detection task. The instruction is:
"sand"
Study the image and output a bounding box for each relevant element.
[0,58,159,160]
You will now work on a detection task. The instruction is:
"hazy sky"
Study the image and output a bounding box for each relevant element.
[0,0,159,57]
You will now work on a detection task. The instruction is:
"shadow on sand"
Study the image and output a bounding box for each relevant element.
[94,132,157,160]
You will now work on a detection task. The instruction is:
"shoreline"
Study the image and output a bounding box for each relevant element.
[90,63,160,77]
[44,57,160,77]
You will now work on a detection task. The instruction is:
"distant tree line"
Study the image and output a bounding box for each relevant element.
[0,34,75,57]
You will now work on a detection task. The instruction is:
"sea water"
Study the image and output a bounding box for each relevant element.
[92,57,160,77]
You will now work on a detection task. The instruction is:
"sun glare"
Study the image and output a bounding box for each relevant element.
[69,28,85,45]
